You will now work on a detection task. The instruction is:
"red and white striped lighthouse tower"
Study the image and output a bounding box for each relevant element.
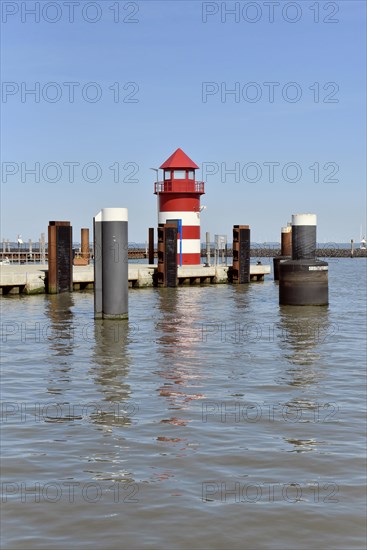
[154,148,205,265]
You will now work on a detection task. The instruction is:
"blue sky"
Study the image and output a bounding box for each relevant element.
[1,0,366,243]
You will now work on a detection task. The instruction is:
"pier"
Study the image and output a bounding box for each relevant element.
[0,263,270,295]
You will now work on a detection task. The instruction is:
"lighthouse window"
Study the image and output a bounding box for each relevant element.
[173,170,186,179]
[188,170,195,180]
[164,171,171,180]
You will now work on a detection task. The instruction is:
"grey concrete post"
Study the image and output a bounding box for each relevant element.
[94,214,103,318]
[94,208,128,320]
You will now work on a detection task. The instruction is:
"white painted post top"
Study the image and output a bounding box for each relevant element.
[95,208,128,222]
[292,214,317,226]
[281,226,292,233]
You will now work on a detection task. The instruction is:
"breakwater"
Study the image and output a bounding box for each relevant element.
[1,247,365,264]
[231,247,366,258]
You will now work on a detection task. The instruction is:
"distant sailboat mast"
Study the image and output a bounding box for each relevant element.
[360,224,366,250]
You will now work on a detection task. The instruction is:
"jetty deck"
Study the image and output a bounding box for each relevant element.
[0,264,270,295]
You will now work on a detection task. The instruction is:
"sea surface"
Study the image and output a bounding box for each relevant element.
[1,259,366,549]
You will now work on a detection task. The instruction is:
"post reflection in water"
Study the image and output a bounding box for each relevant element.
[277,306,331,454]
[45,293,75,396]
[277,305,331,372]
[91,319,133,427]
[230,283,251,312]
[227,284,255,379]
[46,293,75,356]
[84,319,136,484]
[154,288,205,429]
[285,437,325,453]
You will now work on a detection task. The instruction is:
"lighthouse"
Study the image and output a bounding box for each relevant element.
[154,148,205,265]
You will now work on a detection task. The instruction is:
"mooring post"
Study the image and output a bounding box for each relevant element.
[94,215,102,319]
[281,223,292,256]
[351,239,354,258]
[94,208,128,319]
[81,228,90,263]
[148,227,154,264]
[47,221,73,294]
[157,223,178,287]
[232,225,250,283]
[273,223,292,281]
[279,214,328,306]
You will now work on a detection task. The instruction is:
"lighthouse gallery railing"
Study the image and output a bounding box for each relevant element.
[154,181,205,194]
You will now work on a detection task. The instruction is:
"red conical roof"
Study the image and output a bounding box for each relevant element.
[159,148,199,170]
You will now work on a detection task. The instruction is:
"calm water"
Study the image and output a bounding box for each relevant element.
[1,259,366,549]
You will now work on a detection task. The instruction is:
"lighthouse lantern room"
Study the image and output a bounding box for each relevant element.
[154,148,205,265]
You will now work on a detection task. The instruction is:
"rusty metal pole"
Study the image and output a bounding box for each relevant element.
[81,228,90,263]
[232,225,250,283]
[148,227,154,264]
[156,224,177,287]
[47,221,73,294]
[48,224,57,293]
[281,225,292,256]
[164,224,178,287]
[273,224,292,281]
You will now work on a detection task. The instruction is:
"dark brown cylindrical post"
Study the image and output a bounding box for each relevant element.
[148,227,154,264]
[81,228,90,263]
[281,225,292,256]
[48,221,73,294]
[48,224,57,294]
